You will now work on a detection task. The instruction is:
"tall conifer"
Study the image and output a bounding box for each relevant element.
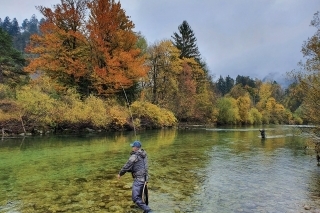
[171,20,201,62]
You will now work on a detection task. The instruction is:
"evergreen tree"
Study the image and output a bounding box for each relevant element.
[0,28,28,87]
[216,75,226,96]
[236,75,256,88]
[21,19,29,31]
[216,75,234,96]
[172,20,201,62]
[2,17,11,33]
[17,15,41,53]
[225,75,235,94]
[10,18,20,37]
[28,15,39,34]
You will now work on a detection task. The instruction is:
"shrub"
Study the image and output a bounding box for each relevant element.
[0,84,15,99]
[249,108,262,125]
[16,85,55,127]
[131,101,177,128]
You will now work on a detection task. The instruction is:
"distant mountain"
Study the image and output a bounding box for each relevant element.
[262,72,293,89]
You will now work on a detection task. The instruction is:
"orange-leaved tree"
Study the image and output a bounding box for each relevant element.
[25,0,91,94]
[87,0,147,95]
[25,0,147,97]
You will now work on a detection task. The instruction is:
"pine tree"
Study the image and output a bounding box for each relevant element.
[171,20,201,62]
[216,75,226,96]
[0,28,27,87]
[1,17,11,33]
[28,15,39,34]
[225,75,235,94]
[10,18,20,37]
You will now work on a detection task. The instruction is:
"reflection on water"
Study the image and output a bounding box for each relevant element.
[0,126,320,213]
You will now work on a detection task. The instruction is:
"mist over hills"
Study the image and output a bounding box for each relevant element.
[262,72,293,89]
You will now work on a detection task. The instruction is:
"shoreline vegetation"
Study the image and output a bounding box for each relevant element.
[0,80,303,137]
[3,2,320,138]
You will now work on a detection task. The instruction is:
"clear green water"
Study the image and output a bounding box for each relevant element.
[0,126,320,213]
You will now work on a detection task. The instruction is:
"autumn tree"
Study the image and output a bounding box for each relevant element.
[283,82,303,113]
[216,97,240,125]
[228,84,247,99]
[264,97,290,124]
[256,82,272,111]
[87,0,147,95]
[293,11,320,124]
[142,40,181,106]
[175,62,197,121]
[237,93,252,124]
[142,39,215,122]
[26,0,146,97]
[25,0,90,96]
[248,108,262,124]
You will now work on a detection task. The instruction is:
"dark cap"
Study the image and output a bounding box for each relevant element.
[130,141,141,148]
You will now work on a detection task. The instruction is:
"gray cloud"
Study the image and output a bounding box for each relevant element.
[121,0,319,81]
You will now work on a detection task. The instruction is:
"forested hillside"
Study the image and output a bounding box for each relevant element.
[0,0,318,135]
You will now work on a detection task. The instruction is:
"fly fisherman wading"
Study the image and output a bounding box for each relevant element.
[118,141,153,213]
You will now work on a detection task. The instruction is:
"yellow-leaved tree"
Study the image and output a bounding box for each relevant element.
[294,11,320,125]
[237,93,252,124]
[142,40,181,106]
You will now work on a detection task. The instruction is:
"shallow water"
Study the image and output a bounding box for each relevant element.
[0,126,320,213]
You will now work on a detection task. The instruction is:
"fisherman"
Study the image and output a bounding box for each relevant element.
[259,129,266,139]
[118,141,153,213]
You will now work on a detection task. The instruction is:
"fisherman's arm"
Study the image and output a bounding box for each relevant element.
[118,155,136,178]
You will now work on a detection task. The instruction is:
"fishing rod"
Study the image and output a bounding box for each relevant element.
[121,84,149,206]
[120,84,137,140]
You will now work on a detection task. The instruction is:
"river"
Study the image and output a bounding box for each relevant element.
[0,125,319,213]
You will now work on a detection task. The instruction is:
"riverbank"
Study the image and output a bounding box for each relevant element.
[0,120,208,137]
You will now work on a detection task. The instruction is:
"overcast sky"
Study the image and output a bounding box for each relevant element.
[0,0,319,82]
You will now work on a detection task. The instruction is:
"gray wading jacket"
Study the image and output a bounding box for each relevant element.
[119,149,149,182]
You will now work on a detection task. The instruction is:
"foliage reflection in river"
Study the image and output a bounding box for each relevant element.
[0,126,320,213]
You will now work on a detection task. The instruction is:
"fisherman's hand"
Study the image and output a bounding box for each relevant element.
[117,174,121,179]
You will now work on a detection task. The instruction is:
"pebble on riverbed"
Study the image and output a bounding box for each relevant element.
[304,204,311,210]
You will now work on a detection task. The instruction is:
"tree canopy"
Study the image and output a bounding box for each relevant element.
[25,0,147,97]
[293,11,320,124]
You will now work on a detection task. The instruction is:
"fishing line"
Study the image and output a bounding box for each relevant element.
[120,84,137,140]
